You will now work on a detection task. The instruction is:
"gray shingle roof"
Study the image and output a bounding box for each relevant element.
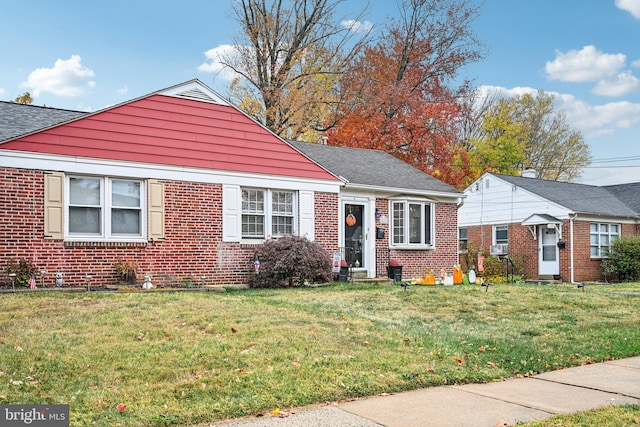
[0,101,86,142]
[604,182,640,216]
[289,140,461,195]
[496,174,639,218]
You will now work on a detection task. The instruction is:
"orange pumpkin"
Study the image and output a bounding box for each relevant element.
[453,267,463,284]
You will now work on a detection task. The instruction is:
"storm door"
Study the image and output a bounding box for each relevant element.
[538,227,559,276]
[343,203,365,268]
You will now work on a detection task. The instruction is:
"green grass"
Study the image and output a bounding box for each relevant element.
[521,404,640,426]
[1,282,639,426]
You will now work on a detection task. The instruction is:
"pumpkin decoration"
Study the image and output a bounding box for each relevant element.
[346,213,357,227]
[412,268,436,285]
[453,264,463,284]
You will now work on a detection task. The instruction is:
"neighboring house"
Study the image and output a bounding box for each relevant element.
[0,79,462,287]
[459,171,640,283]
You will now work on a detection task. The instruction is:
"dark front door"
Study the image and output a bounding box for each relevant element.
[344,204,364,268]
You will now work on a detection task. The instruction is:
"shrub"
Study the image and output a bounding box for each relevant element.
[113,259,138,284]
[249,236,333,288]
[603,236,640,282]
[4,258,37,287]
[479,255,525,283]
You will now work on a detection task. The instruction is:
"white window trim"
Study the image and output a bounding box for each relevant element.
[241,188,298,242]
[458,227,468,252]
[65,175,147,242]
[389,199,434,250]
[493,224,509,245]
[590,222,620,259]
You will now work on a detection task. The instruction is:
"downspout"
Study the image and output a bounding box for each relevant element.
[569,213,576,284]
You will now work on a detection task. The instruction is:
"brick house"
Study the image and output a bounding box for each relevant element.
[0,79,463,287]
[458,171,640,283]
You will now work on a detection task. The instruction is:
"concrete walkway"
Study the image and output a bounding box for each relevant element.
[212,356,640,427]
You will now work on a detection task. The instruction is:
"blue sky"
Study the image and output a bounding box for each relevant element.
[2,0,640,185]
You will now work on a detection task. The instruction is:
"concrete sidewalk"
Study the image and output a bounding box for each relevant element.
[212,356,640,427]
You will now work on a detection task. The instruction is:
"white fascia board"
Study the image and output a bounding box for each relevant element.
[343,183,463,203]
[571,212,640,224]
[1,150,341,194]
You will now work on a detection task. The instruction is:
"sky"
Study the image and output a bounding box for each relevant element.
[2,0,640,186]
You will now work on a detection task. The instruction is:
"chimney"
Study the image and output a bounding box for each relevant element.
[321,136,328,145]
[522,168,536,178]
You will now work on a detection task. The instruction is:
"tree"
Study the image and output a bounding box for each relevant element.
[470,91,591,181]
[222,0,369,141]
[14,92,33,105]
[326,0,484,188]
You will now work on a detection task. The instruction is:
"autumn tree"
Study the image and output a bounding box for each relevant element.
[470,91,591,181]
[14,92,33,105]
[222,0,370,141]
[326,0,484,188]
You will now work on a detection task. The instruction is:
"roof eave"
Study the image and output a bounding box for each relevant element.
[344,182,464,201]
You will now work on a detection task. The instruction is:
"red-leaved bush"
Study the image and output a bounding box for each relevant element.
[249,236,333,288]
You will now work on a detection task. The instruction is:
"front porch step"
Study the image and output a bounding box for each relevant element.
[351,277,394,285]
[525,277,563,285]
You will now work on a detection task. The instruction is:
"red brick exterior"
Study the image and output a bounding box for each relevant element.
[462,220,640,283]
[1,167,460,287]
[374,199,459,280]
[0,167,340,288]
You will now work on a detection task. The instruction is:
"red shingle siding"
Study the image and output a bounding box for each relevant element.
[0,167,340,287]
[3,95,337,181]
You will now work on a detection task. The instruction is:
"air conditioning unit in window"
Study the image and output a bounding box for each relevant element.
[490,244,508,256]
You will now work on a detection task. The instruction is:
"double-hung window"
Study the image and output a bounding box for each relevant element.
[590,223,620,257]
[242,188,296,239]
[494,225,508,245]
[458,228,468,251]
[67,176,144,240]
[390,200,433,248]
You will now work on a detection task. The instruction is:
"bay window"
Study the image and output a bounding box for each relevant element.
[390,200,433,248]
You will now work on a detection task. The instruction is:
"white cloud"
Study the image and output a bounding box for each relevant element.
[117,85,128,95]
[0,87,6,97]
[478,85,640,137]
[198,44,239,81]
[632,59,640,68]
[592,71,640,96]
[545,45,626,82]
[616,0,640,19]
[341,19,373,34]
[21,55,95,97]
[557,94,640,135]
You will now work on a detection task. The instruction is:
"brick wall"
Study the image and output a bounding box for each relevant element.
[376,200,459,280]
[0,168,340,288]
[463,219,639,283]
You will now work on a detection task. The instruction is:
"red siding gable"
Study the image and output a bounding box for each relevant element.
[2,94,336,181]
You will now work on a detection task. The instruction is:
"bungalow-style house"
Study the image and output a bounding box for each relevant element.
[289,141,463,280]
[458,171,640,283]
[0,79,462,287]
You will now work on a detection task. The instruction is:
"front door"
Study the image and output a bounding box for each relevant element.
[538,227,559,276]
[344,204,365,268]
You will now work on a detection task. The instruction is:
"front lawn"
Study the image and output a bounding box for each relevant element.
[1,282,639,426]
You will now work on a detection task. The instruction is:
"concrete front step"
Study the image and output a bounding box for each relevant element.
[525,279,563,285]
[352,278,394,285]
